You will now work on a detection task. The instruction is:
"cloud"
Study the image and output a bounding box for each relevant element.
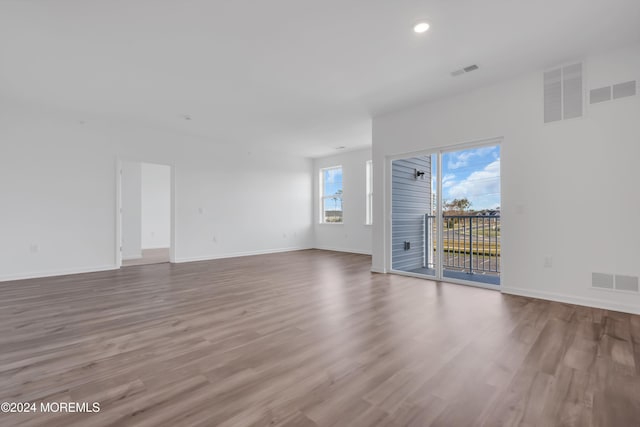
[442,174,456,188]
[446,146,495,170]
[324,168,342,184]
[447,159,500,208]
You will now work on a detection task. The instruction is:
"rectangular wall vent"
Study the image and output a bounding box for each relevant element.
[544,69,562,123]
[544,63,583,123]
[592,272,614,289]
[612,81,636,99]
[615,275,639,292]
[562,63,583,119]
[590,86,611,104]
[451,64,479,77]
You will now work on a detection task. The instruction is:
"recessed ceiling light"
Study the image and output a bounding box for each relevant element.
[413,22,430,34]
[336,146,346,150]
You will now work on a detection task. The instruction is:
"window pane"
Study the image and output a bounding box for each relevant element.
[323,167,343,197]
[323,197,343,223]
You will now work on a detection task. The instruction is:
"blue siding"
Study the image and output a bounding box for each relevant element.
[392,156,431,271]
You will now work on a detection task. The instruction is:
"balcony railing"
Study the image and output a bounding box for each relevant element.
[425,214,501,275]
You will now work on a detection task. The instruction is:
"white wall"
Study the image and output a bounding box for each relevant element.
[0,102,314,280]
[121,160,142,259]
[372,43,640,314]
[141,163,171,249]
[313,148,372,255]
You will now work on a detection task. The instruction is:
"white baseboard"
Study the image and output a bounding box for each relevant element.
[312,246,372,256]
[370,267,387,274]
[501,286,640,315]
[174,247,312,263]
[0,265,119,282]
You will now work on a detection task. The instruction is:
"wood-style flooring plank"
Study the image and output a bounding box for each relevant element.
[1,249,639,426]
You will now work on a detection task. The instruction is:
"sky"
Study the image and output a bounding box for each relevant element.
[323,167,343,211]
[439,145,501,211]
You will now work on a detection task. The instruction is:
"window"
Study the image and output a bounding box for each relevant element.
[320,166,343,223]
[365,160,373,225]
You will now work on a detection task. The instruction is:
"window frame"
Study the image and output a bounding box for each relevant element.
[319,165,344,224]
[365,160,373,225]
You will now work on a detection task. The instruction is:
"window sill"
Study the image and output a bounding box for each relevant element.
[319,222,344,225]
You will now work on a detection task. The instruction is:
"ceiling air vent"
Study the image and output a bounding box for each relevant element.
[451,64,479,77]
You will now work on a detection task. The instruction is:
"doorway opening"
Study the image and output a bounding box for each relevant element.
[390,141,501,288]
[118,161,173,267]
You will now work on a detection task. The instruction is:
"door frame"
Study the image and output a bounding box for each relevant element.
[386,137,503,290]
[115,159,176,267]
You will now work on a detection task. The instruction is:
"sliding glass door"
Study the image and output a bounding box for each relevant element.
[391,143,501,287]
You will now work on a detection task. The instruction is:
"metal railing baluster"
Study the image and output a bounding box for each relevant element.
[439,214,500,275]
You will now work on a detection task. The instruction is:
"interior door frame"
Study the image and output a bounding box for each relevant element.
[115,158,176,267]
[386,137,503,290]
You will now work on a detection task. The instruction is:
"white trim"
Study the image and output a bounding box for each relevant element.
[370,267,386,274]
[385,136,504,163]
[385,137,503,278]
[116,159,176,267]
[501,286,640,315]
[174,247,312,263]
[0,265,118,282]
[365,160,373,225]
[436,152,443,279]
[115,158,123,268]
[313,246,372,256]
[319,165,344,224]
[169,163,177,263]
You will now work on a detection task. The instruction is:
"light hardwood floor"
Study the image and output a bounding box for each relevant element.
[1,249,639,426]
[122,248,170,267]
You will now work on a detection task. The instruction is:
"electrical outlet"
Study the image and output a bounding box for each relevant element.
[29,244,39,253]
[544,256,553,268]
[212,235,217,243]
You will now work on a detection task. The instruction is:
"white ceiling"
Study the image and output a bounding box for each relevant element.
[2,0,640,157]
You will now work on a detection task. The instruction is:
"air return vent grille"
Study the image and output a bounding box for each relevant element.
[615,275,639,292]
[590,87,612,104]
[592,272,639,293]
[613,81,636,99]
[543,63,583,123]
[592,273,614,289]
[590,81,636,104]
[451,64,479,77]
